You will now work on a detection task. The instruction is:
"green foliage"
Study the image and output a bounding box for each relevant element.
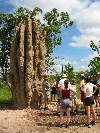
[0,6,73,83]
[76,82,81,99]
[64,63,76,81]
[0,81,12,102]
[88,41,100,75]
[42,8,73,56]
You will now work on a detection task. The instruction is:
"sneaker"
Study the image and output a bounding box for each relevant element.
[85,123,91,128]
[44,107,49,110]
[65,124,69,128]
[56,123,63,128]
[90,120,96,125]
[54,112,60,116]
[63,112,67,116]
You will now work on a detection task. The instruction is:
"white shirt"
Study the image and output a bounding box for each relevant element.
[85,83,93,97]
[70,84,76,98]
[58,78,66,88]
[80,79,85,91]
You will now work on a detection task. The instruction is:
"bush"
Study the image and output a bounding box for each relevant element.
[0,82,12,103]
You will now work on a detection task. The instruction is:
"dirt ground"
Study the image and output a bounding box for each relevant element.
[0,101,100,133]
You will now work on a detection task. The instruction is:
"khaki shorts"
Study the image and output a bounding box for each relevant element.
[43,90,50,101]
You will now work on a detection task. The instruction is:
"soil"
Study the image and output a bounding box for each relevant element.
[0,101,100,133]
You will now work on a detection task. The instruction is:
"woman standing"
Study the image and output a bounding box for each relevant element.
[80,74,85,104]
[57,79,76,128]
[84,77,98,128]
[70,79,78,113]
[51,80,57,101]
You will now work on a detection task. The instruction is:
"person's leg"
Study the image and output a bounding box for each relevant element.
[90,104,96,122]
[71,99,74,113]
[85,105,90,124]
[94,95,99,107]
[57,101,60,113]
[54,94,56,102]
[60,109,64,125]
[74,98,78,112]
[66,108,71,125]
[44,96,49,110]
[97,96,100,106]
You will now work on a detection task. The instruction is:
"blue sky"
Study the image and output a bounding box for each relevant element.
[0,0,100,73]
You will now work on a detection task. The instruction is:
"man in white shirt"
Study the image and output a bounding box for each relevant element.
[58,74,69,88]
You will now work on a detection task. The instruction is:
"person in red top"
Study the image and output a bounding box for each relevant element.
[56,79,76,128]
[80,74,85,103]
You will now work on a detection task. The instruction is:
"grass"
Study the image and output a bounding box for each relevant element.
[76,82,81,99]
[0,83,12,104]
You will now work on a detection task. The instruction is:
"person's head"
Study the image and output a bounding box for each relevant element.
[71,79,75,85]
[84,76,91,83]
[43,74,48,80]
[96,79,100,87]
[80,74,85,79]
[92,74,97,80]
[62,74,68,79]
[56,76,61,82]
[64,79,69,88]
[97,72,100,78]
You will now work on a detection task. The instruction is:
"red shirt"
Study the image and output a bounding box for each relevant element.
[62,89,70,99]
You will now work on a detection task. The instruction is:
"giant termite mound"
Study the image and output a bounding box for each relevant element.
[10,16,46,109]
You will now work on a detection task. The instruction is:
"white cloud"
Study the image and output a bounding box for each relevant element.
[7,0,100,49]
[53,57,78,73]
[69,35,100,48]
[5,0,100,72]
[81,51,99,64]
[69,1,100,48]
[78,65,90,71]
[8,0,88,13]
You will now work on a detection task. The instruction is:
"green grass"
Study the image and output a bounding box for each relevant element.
[0,83,12,103]
[76,82,81,99]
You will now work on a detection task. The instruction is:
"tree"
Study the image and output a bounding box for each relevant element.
[64,63,76,81]
[0,7,73,85]
[88,41,100,75]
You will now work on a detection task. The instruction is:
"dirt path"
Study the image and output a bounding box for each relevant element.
[0,102,100,133]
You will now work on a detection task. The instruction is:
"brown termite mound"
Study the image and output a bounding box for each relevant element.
[10,16,46,109]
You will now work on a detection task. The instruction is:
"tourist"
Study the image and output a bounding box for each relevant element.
[51,80,57,102]
[70,79,78,113]
[96,80,100,107]
[56,74,69,114]
[42,74,50,110]
[84,77,98,128]
[80,74,85,104]
[91,74,99,107]
[56,79,76,128]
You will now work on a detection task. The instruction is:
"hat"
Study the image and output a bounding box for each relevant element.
[81,73,85,77]
[62,74,67,78]
[43,74,48,79]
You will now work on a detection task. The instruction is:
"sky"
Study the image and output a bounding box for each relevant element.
[0,0,100,73]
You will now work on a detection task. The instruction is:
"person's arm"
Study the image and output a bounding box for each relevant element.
[51,82,54,88]
[59,87,63,102]
[70,85,76,93]
[80,81,83,91]
[84,84,87,98]
[80,81,82,88]
[92,84,98,94]
[45,81,50,90]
